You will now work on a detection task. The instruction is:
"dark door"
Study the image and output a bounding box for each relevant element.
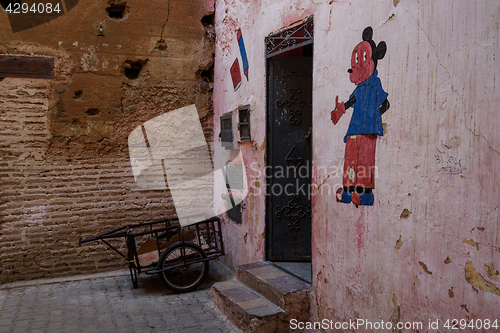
[267,56,312,261]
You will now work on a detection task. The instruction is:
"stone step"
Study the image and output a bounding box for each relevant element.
[209,279,285,333]
[237,261,311,322]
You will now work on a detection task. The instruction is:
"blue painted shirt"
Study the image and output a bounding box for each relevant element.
[344,70,388,142]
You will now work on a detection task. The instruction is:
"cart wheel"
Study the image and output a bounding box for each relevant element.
[129,263,139,289]
[157,241,208,293]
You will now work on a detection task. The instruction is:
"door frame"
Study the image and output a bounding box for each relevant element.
[264,17,314,261]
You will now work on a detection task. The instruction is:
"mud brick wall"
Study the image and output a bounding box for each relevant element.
[0,0,215,283]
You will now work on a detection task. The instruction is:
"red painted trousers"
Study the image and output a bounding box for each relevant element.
[343,134,377,189]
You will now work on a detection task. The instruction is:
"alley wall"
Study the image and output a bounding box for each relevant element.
[0,0,215,283]
[213,0,500,329]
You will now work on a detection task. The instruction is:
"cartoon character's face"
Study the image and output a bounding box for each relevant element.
[349,41,374,85]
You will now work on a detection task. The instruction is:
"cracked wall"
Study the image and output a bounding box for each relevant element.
[0,0,215,283]
[213,0,500,328]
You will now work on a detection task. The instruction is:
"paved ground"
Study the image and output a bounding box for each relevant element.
[0,261,236,333]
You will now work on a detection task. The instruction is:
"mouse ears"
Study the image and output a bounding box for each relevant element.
[362,26,387,60]
[362,27,373,42]
[375,41,387,60]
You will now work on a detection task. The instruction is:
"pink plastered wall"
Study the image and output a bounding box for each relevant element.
[214,0,500,328]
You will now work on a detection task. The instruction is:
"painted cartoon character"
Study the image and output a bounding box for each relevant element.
[331,26,390,206]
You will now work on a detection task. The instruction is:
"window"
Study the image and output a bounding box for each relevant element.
[219,114,233,148]
[238,105,251,142]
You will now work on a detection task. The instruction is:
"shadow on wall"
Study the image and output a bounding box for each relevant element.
[1,0,80,33]
[128,105,248,226]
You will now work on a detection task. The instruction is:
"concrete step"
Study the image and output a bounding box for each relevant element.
[209,279,285,333]
[237,261,311,323]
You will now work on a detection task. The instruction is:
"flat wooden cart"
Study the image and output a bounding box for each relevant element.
[79,214,224,293]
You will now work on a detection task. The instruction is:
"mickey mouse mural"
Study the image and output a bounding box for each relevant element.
[331,27,390,206]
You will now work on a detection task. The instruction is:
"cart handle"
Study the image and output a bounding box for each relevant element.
[78,236,127,259]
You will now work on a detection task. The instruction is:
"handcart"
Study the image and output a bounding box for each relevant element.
[79,214,224,293]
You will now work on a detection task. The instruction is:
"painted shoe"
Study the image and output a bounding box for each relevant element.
[336,188,352,204]
[351,192,360,206]
[358,192,374,206]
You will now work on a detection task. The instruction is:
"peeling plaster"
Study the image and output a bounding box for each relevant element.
[400,208,411,219]
[395,235,403,250]
[463,238,479,251]
[484,263,500,282]
[419,261,432,275]
[465,261,500,297]
[248,187,254,212]
[389,293,401,333]
[80,46,99,71]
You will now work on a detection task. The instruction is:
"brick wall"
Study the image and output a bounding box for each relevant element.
[0,79,181,283]
[0,0,215,283]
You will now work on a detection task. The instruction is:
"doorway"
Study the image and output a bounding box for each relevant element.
[265,18,313,273]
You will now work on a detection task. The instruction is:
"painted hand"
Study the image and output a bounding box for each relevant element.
[331,96,345,125]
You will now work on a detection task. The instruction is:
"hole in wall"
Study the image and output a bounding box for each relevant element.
[154,38,168,52]
[196,62,214,91]
[201,12,216,41]
[122,59,148,80]
[85,108,100,116]
[201,64,214,83]
[71,118,81,130]
[73,90,83,100]
[65,0,78,11]
[106,1,129,20]
[201,13,215,27]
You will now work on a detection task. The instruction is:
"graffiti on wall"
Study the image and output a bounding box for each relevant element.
[230,58,242,91]
[230,29,249,92]
[331,26,390,206]
[435,151,463,175]
[237,29,249,80]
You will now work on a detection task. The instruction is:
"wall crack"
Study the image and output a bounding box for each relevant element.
[465,125,500,156]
